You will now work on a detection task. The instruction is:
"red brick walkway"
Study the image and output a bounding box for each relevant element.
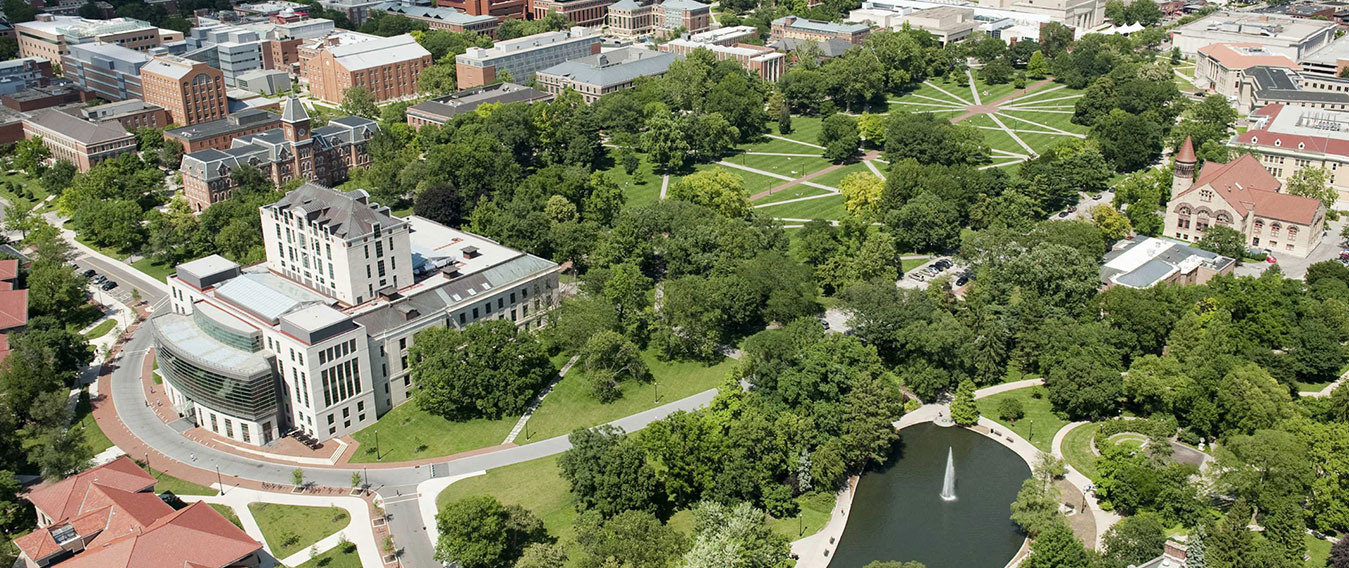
[951,78,1056,123]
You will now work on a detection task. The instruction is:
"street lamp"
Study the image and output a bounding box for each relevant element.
[216,466,224,495]
[1029,419,1034,441]
[653,380,659,404]
[375,430,381,461]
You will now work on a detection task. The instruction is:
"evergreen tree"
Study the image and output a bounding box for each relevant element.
[950,379,979,426]
[1186,525,1206,568]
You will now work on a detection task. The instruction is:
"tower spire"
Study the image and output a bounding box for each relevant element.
[1172,136,1197,198]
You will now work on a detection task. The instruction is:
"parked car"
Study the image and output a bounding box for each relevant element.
[1057,211,1069,218]
[100,281,118,291]
[91,275,108,284]
[955,275,969,286]
[1266,255,1278,264]
[82,269,97,278]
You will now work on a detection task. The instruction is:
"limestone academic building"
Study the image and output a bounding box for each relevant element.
[154,183,562,446]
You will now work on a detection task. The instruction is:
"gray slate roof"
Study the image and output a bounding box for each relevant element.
[536,47,675,88]
[269,182,402,240]
[25,108,132,145]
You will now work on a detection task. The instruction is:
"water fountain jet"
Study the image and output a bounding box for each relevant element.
[940,447,956,501]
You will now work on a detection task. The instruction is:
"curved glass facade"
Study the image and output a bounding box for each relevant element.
[154,336,278,422]
[194,309,262,352]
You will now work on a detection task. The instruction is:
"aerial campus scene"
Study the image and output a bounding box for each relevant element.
[0,0,1347,566]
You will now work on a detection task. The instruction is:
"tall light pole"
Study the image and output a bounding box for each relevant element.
[375,430,381,461]
[216,466,224,495]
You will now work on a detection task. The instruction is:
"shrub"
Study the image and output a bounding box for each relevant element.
[998,398,1025,423]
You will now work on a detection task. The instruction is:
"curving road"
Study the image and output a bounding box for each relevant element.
[109,323,719,567]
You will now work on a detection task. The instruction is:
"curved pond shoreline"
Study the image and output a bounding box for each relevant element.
[792,404,1038,568]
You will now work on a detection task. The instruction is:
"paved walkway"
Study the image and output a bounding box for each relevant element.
[1300,370,1347,398]
[950,78,1055,123]
[973,378,1044,400]
[182,486,384,567]
[94,319,726,567]
[1050,422,1121,550]
[503,355,579,444]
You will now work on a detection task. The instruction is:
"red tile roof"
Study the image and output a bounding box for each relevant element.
[1176,136,1196,164]
[57,502,261,568]
[1179,153,1322,225]
[1235,104,1349,159]
[1198,42,1299,70]
[0,259,18,281]
[25,457,156,523]
[15,459,261,568]
[0,289,27,330]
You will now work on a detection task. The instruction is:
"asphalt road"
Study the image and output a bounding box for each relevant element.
[110,322,719,567]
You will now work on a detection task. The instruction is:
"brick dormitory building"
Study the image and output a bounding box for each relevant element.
[178,96,378,211]
[301,33,432,104]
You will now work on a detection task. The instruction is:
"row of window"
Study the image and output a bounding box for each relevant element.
[322,358,362,407]
[318,338,359,365]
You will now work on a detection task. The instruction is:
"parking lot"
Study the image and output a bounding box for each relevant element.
[72,257,139,305]
[898,257,966,290]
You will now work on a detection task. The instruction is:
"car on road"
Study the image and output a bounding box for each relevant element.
[100,281,118,291]
[1266,255,1278,264]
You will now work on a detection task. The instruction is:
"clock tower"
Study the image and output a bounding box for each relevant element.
[281,96,311,143]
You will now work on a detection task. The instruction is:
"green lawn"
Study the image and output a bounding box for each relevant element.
[83,319,117,339]
[752,185,835,205]
[755,193,847,221]
[249,503,350,559]
[299,543,362,568]
[1003,84,1086,106]
[969,75,1035,103]
[901,81,972,106]
[975,386,1069,453]
[778,116,824,146]
[999,110,1089,135]
[722,153,833,179]
[523,349,734,443]
[979,128,1029,157]
[739,136,822,154]
[598,150,663,210]
[130,257,175,283]
[764,490,836,541]
[674,164,783,197]
[900,256,932,274]
[1306,534,1331,568]
[210,503,243,530]
[1061,422,1101,482]
[810,162,874,189]
[885,102,965,115]
[71,405,114,456]
[154,472,217,496]
[347,401,516,463]
[437,455,579,541]
[0,171,50,211]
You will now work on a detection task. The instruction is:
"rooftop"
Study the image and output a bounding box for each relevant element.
[1236,103,1349,158]
[407,82,551,120]
[215,270,332,323]
[325,33,430,71]
[1100,237,1235,289]
[140,55,201,80]
[152,309,275,375]
[56,501,261,568]
[269,183,402,240]
[24,107,132,145]
[1197,42,1298,70]
[17,16,157,39]
[1302,32,1349,65]
[772,15,869,35]
[460,27,599,60]
[536,46,676,87]
[1174,11,1337,42]
[67,41,153,64]
[373,2,498,24]
[165,107,280,140]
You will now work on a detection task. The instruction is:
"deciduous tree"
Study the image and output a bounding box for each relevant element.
[411,320,556,420]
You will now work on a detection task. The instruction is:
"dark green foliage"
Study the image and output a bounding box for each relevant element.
[433,496,546,568]
[559,426,664,518]
[411,320,556,420]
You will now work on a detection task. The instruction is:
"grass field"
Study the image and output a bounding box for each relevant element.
[348,402,516,463]
[0,171,49,212]
[980,128,1030,156]
[1307,534,1331,568]
[721,153,833,178]
[249,503,350,559]
[1061,422,1101,482]
[523,349,734,443]
[752,185,835,205]
[778,116,824,146]
[902,81,971,106]
[810,162,876,189]
[210,503,243,529]
[969,74,1036,104]
[83,319,117,339]
[154,472,217,496]
[597,151,664,210]
[71,400,114,456]
[739,136,821,154]
[756,193,847,221]
[299,543,361,568]
[999,110,1088,135]
[975,386,1069,453]
[674,164,783,197]
[437,456,578,540]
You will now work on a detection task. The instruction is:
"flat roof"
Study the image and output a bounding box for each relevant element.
[536,46,675,88]
[327,33,430,71]
[152,312,273,376]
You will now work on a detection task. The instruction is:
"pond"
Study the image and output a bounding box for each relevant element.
[828,422,1032,568]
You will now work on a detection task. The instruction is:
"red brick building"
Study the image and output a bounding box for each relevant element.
[179,97,379,211]
[302,33,433,104]
[139,55,228,126]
